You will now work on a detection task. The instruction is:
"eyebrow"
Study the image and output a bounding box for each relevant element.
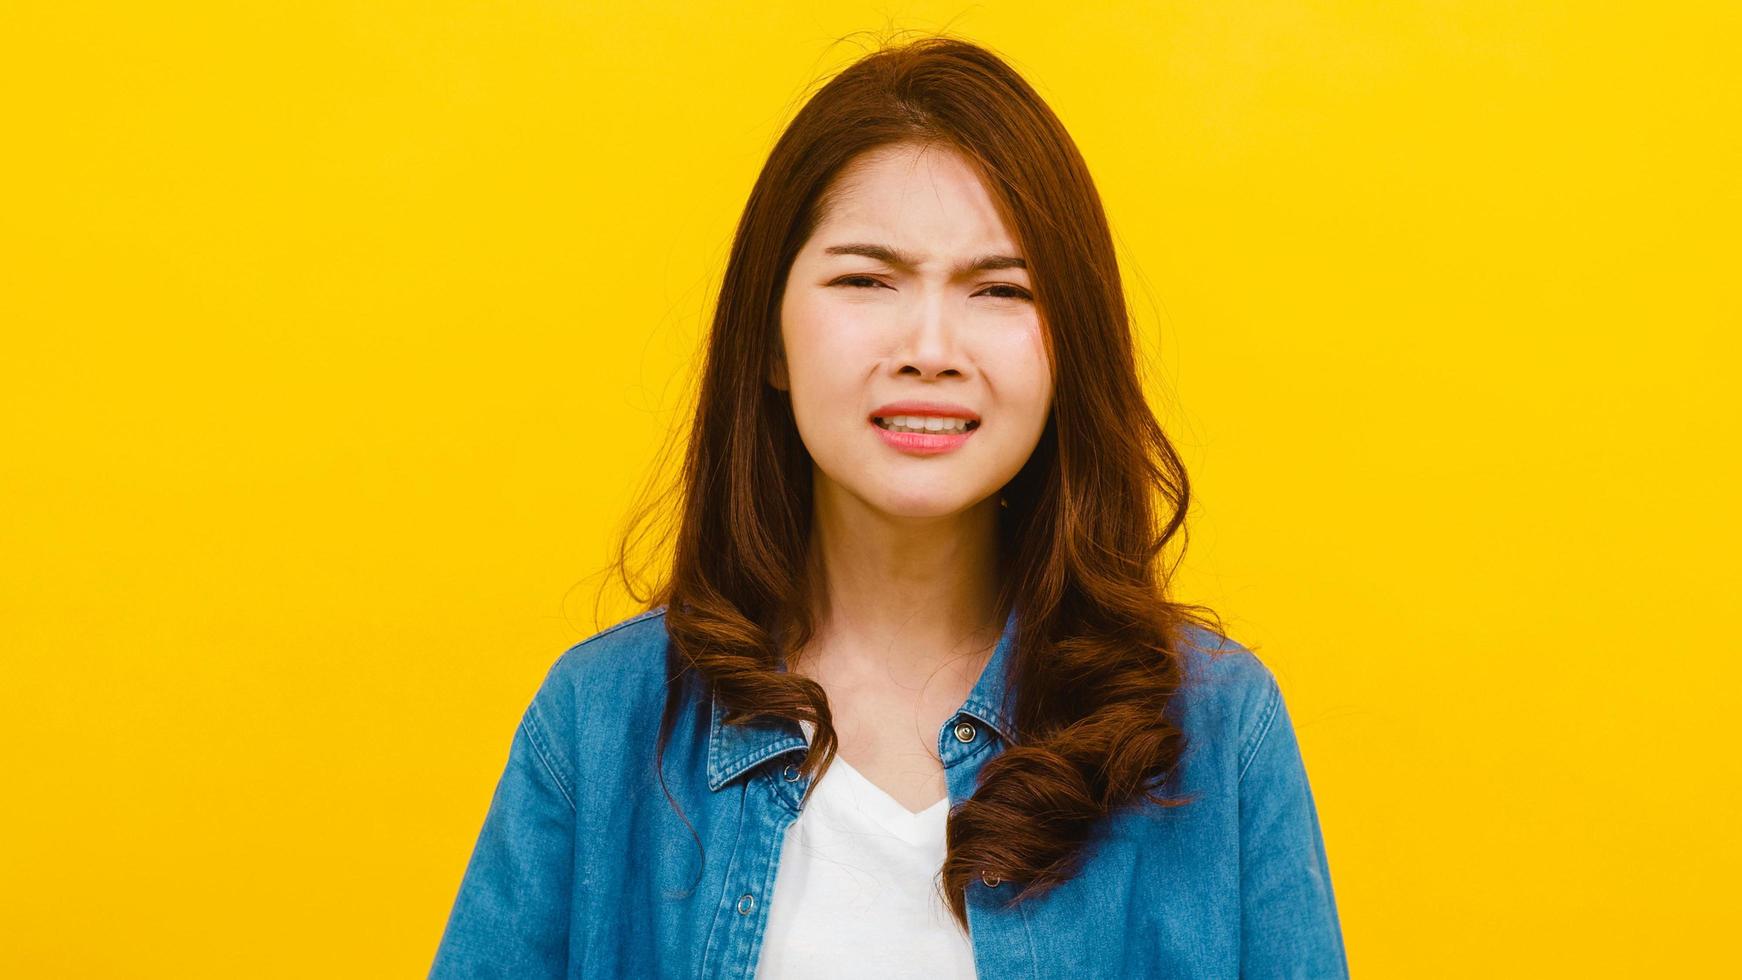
[822,242,1028,277]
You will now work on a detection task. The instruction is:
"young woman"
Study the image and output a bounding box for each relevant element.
[431,35,1347,979]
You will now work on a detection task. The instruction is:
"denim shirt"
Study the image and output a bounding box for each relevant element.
[430,605,1348,978]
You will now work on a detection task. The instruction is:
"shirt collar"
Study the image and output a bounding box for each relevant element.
[705,603,1022,791]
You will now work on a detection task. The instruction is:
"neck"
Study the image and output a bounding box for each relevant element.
[793,472,1004,679]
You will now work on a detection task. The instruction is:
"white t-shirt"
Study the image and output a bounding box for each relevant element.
[753,719,979,979]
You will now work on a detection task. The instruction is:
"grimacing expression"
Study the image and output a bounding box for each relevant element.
[773,141,1054,519]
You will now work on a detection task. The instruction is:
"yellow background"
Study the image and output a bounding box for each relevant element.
[4,2,1737,975]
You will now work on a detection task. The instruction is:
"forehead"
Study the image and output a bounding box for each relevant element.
[813,142,1017,250]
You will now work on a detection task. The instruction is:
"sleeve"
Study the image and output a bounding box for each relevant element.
[428,697,576,979]
[1237,673,1350,979]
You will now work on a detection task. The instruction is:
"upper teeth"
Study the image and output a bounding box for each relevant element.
[877,415,974,434]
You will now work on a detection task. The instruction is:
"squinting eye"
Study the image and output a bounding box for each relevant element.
[830,277,1032,301]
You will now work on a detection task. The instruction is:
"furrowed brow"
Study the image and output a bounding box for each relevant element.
[822,243,1027,278]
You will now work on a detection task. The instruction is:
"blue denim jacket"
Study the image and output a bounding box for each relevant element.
[430,605,1348,978]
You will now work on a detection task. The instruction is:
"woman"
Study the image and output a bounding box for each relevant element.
[431,34,1347,979]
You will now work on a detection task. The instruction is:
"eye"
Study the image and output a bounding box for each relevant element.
[832,275,889,289]
[978,284,1033,301]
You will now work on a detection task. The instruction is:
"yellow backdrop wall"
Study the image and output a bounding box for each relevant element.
[4,2,1737,975]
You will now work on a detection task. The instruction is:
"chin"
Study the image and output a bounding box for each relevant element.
[869,491,989,520]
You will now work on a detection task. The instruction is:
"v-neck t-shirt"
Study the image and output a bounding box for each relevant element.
[751,719,979,979]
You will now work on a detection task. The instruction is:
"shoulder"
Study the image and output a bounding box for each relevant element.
[539,605,671,692]
[1170,622,1284,780]
[521,606,674,764]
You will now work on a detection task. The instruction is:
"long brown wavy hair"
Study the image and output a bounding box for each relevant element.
[594,31,1227,933]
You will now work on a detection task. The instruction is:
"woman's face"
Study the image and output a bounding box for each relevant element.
[774,141,1053,521]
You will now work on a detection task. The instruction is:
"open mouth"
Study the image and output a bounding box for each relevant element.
[871,416,981,435]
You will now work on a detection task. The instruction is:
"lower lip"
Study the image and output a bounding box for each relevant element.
[870,418,978,455]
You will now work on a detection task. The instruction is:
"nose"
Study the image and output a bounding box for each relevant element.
[893,290,966,379]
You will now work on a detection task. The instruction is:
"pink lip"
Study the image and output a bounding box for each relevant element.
[869,400,981,422]
[869,417,977,455]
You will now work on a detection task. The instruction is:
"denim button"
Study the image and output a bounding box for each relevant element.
[782,762,801,782]
[737,893,755,915]
[954,721,977,743]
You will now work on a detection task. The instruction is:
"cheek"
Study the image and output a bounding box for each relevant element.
[779,296,824,380]
[781,297,871,415]
[1022,320,1052,378]
[993,320,1054,411]
[782,290,836,360]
